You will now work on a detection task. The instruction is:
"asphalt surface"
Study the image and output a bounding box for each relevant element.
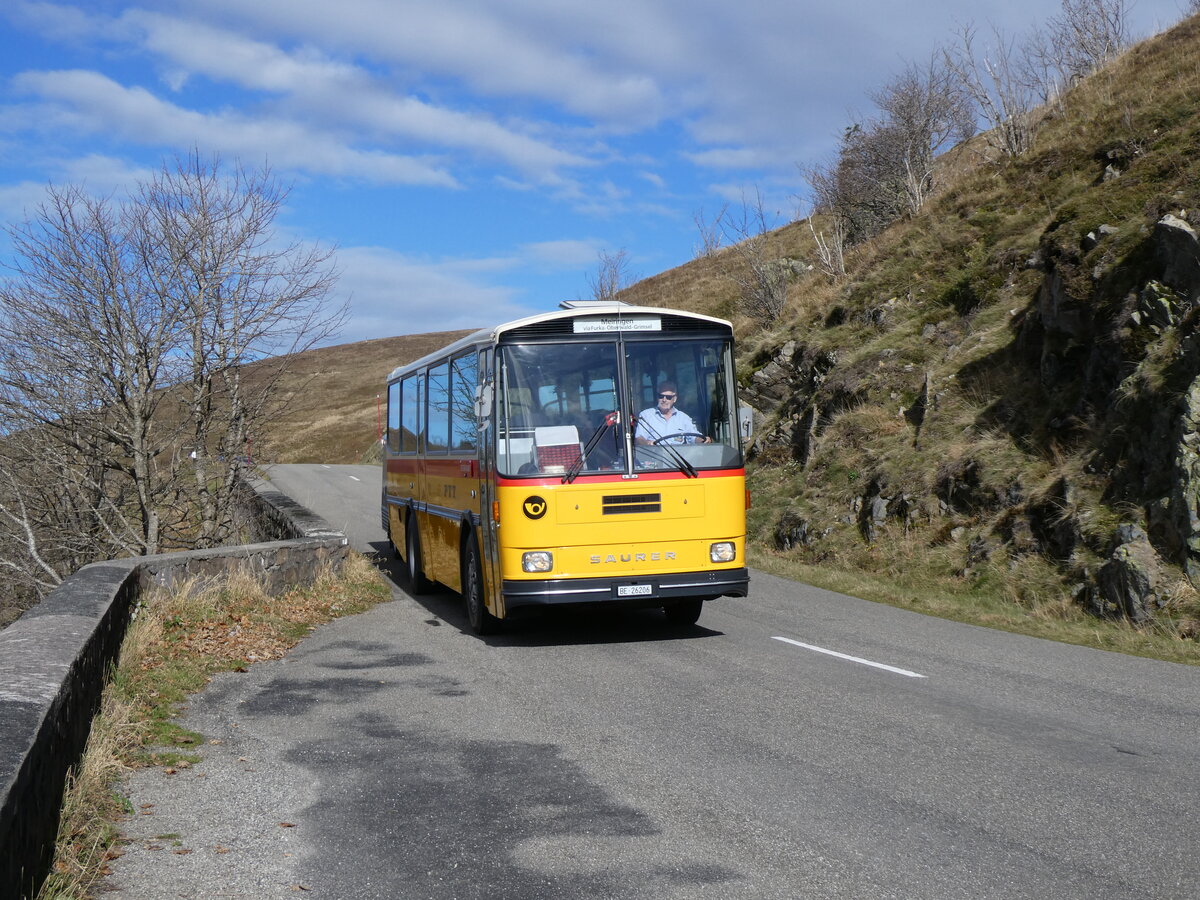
[105,464,1200,899]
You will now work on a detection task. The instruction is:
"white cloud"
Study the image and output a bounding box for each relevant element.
[11,0,1191,187]
[181,0,672,126]
[5,0,107,43]
[122,11,593,175]
[127,10,363,94]
[0,154,156,220]
[0,179,52,221]
[685,147,781,171]
[520,239,603,268]
[639,171,666,190]
[333,245,537,341]
[13,69,459,186]
[57,153,157,189]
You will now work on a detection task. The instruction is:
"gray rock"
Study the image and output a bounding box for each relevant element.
[1095,535,1163,623]
[774,511,811,551]
[1114,523,1147,547]
[871,496,889,524]
[1154,214,1200,303]
[966,535,991,566]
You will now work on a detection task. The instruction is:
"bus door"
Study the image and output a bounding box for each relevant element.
[476,349,503,609]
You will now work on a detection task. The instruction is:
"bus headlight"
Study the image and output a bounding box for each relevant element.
[710,542,736,563]
[522,551,554,573]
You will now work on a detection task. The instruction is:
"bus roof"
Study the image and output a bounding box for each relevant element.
[386,304,733,382]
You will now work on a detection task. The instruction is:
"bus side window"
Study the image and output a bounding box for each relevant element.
[451,353,478,452]
[427,362,450,453]
[400,376,419,453]
[415,374,426,454]
[388,382,401,453]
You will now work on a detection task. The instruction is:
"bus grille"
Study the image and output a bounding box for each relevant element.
[602,493,662,514]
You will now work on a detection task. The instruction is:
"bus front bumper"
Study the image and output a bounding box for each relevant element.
[501,567,749,612]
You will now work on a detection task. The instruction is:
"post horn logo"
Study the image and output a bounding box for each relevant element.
[523,496,547,519]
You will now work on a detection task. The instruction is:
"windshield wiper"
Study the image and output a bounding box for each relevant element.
[634,415,698,478]
[563,410,621,484]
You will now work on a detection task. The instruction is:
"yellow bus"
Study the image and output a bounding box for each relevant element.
[381,302,749,634]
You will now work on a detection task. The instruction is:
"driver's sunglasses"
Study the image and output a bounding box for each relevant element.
[657,393,676,400]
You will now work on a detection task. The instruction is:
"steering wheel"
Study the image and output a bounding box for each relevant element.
[652,432,706,445]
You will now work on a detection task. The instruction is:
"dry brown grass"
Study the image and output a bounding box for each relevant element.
[247,330,474,464]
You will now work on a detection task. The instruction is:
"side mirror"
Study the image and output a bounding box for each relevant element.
[738,405,754,440]
[475,382,493,419]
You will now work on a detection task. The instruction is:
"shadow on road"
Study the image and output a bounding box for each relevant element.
[362,540,725,647]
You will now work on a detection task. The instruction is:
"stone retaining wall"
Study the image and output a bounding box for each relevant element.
[0,475,347,900]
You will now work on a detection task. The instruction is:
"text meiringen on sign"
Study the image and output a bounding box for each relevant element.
[573,316,662,333]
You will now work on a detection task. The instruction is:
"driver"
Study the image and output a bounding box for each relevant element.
[635,381,712,445]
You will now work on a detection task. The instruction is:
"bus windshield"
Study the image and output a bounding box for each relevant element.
[496,337,742,477]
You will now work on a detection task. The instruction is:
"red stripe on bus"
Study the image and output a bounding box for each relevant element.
[426,458,480,478]
[386,457,479,478]
[387,458,418,475]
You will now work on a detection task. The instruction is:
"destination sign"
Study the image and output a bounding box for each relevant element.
[573,316,662,333]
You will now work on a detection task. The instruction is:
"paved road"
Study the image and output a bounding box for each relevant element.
[107,464,1200,899]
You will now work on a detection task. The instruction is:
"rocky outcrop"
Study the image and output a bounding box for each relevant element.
[1154,214,1200,302]
[744,341,839,415]
[744,208,1200,627]
[1164,336,1200,582]
[1028,477,1081,563]
[1091,525,1166,622]
[742,341,839,463]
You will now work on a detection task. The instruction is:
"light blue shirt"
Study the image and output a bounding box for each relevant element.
[636,406,701,444]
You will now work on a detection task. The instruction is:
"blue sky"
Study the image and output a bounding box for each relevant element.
[0,0,1189,344]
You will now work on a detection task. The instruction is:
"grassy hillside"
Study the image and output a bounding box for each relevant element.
[714,15,1200,661]
[252,329,473,464]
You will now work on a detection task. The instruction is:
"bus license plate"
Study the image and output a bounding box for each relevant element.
[617,584,653,597]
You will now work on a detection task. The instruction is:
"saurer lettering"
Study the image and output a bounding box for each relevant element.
[590,551,676,564]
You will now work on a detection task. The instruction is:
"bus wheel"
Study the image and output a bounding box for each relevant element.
[463,538,500,635]
[405,519,433,595]
[664,598,703,626]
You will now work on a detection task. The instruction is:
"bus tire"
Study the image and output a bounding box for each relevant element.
[405,518,433,595]
[463,537,500,635]
[664,598,703,626]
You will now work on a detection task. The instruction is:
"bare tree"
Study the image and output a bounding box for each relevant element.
[801,163,850,279]
[587,248,637,302]
[137,154,342,547]
[693,204,728,259]
[1023,0,1133,104]
[0,449,65,597]
[1019,26,1070,108]
[0,185,190,556]
[721,189,792,323]
[1048,0,1131,78]
[795,56,971,270]
[808,215,849,280]
[945,23,1038,157]
[870,56,975,216]
[0,153,344,592]
[0,419,148,600]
